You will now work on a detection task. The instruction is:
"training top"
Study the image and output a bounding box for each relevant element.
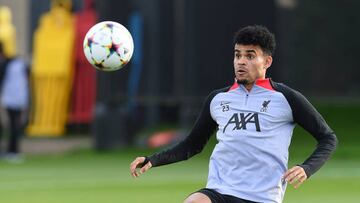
[146,78,337,203]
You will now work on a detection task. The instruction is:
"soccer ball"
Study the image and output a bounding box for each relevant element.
[83,21,134,71]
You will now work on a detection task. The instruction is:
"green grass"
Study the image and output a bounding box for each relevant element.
[0,148,359,203]
[0,102,359,203]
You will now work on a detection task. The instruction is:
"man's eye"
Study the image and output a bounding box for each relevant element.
[247,55,255,59]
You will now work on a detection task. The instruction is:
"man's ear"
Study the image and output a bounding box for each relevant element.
[264,55,273,69]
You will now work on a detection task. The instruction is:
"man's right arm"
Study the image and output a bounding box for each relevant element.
[145,90,221,167]
[129,87,227,177]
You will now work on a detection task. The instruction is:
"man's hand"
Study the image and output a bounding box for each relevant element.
[283,166,307,188]
[130,157,152,178]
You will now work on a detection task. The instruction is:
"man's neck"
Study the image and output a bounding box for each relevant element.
[244,83,255,92]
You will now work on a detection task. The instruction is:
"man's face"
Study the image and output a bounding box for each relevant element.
[233,44,272,86]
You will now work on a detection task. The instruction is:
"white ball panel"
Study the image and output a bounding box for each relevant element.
[102,53,123,71]
[90,44,109,63]
[92,27,112,46]
[83,46,95,64]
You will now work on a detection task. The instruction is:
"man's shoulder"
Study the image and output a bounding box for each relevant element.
[210,85,234,96]
[270,80,301,95]
[270,79,311,110]
[204,85,233,103]
[211,86,232,94]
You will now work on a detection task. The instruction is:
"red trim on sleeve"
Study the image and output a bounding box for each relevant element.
[255,78,274,91]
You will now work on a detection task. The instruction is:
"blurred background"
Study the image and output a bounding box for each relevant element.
[0,0,359,203]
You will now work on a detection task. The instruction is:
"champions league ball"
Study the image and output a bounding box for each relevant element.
[83,21,134,71]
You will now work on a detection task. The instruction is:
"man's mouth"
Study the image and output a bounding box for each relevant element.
[237,69,247,75]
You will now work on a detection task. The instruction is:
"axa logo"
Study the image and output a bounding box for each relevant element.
[223,112,261,133]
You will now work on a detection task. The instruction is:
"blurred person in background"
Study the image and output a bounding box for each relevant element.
[0,42,29,162]
[130,25,337,203]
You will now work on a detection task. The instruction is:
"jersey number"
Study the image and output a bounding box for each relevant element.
[222,105,229,112]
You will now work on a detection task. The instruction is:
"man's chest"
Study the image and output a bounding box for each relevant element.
[210,90,293,134]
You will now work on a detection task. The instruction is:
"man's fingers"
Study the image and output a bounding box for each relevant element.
[140,161,152,173]
[283,166,303,181]
[287,169,303,183]
[289,172,302,184]
[129,157,152,178]
[129,160,137,172]
[131,167,139,178]
[131,171,138,178]
[282,167,296,180]
[129,157,146,177]
[283,166,307,188]
[130,159,140,172]
[293,175,307,188]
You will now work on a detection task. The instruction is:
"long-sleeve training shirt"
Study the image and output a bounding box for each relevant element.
[147,78,338,203]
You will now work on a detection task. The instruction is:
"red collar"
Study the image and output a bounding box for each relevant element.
[229,78,274,91]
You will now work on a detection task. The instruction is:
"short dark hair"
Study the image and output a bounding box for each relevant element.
[233,25,276,56]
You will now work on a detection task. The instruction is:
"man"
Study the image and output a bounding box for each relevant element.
[130,25,338,203]
[0,42,29,161]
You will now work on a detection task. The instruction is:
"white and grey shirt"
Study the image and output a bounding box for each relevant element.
[146,78,337,203]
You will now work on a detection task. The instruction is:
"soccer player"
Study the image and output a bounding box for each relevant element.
[129,25,338,203]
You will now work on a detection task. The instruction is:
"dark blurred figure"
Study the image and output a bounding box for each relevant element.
[0,42,29,163]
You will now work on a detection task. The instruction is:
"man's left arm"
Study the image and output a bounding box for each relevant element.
[274,83,338,188]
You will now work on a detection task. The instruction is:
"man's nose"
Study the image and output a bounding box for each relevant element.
[237,57,246,64]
